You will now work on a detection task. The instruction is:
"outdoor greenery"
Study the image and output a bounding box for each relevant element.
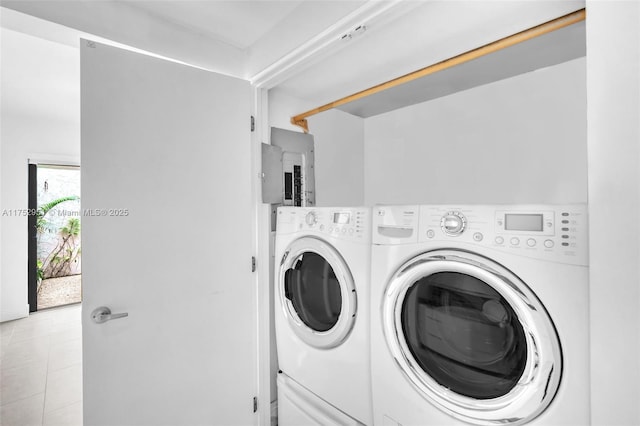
[42,217,81,279]
[36,195,80,234]
[36,195,81,281]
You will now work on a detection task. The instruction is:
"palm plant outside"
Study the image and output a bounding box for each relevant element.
[36,195,81,280]
[36,195,80,234]
[42,217,81,279]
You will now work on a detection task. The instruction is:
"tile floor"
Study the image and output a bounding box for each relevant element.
[0,304,82,426]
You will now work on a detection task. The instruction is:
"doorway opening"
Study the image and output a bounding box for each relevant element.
[28,163,82,311]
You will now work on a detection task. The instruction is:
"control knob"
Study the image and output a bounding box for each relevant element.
[305,211,318,227]
[441,211,467,236]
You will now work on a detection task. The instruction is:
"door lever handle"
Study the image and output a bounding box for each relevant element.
[91,306,128,324]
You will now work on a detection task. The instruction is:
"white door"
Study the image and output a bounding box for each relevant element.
[80,40,256,425]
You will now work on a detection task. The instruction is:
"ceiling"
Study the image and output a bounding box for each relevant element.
[122,1,305,50]
[274,0,586,109]
[1,0,586,110]
[0,0,366,78]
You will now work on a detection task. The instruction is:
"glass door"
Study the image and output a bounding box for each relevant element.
[382,249,562,425]
[279,237,357,349]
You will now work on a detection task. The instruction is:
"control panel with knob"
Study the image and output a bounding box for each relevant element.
[440,211,467,236]
[419,205,588,266]
[277,207,370,242]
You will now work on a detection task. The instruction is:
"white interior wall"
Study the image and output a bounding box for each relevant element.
[0,28,80,321]
[268,89,366,206]
[586,2,640,424]
[268,88,315,133]
[307,110,364,207]
[363,57,587,205]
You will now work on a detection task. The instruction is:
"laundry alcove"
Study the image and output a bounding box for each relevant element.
[277,8,587,208]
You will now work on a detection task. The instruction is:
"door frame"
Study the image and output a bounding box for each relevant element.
[27,158,81,313]
[253,87,274,425]
[27,163,37,312]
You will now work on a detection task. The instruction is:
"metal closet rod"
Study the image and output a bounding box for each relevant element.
[290,8,586,133]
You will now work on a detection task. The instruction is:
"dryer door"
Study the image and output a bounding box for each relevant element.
[279,237,357,349]
[382,249,561,425]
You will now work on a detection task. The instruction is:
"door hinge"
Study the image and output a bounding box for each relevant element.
[251,115,255,132]
[253,396,258,413]
[251,256,256,272]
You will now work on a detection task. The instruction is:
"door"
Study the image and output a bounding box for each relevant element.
[81,41,255,425]
[29,164,82,311]
[278,237,356,349]
[382,249,561,425]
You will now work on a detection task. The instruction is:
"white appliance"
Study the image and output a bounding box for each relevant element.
[277,374,363,426]
[371,205,589,426]
[275,206,372,425]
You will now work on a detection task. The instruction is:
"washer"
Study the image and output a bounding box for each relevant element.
[275,206,372,425]
[371,205,589,425]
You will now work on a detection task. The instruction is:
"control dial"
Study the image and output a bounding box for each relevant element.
[305,211,318,227]
[441,211,467,236]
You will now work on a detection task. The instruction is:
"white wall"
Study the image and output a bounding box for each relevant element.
[364,57,587,205]
[268,88,315,133]
[307,110,364,206]
[269,88,366,206]
[587,2,640,424]
[0,27,80,321]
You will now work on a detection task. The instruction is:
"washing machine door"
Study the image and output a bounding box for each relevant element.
[382,249,562,425]
[279,237,357,349]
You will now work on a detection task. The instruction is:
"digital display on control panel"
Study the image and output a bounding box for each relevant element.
[333,212,351,225]
[505,214,543,232]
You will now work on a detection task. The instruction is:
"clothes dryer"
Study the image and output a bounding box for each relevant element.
[275,207,372,425]
[371,205,589,425]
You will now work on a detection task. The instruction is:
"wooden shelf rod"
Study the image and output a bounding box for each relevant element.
[291,8,586,133]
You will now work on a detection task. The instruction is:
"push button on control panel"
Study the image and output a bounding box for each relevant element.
[527,238,536,247]
[544,239,554,248]
[473,232,483,242]
[495,236,504,245]
[426,229,435,239]
[510,237,520,246]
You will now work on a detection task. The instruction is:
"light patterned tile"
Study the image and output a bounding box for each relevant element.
[0,392,45,426]
[44,364,82,414]
[49,326,82,345]
[1,361,48,405]
[1,336,51,371]
[48,339,82,373]
[0,326,15,356]
[1,305,82,425]
[0,320,17,335]
[9,322,54,345]
[49,305,81,326]
[43,401,82,426]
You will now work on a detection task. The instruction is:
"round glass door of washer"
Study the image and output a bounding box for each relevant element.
[279,237,357,349]
[382,249,562,425]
